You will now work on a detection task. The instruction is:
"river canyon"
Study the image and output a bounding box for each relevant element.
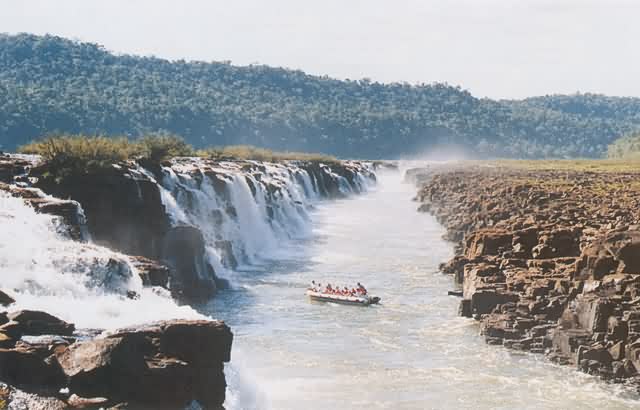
[1,156,640,409]
[215,168,640,410]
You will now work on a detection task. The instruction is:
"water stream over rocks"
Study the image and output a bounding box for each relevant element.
[1,154,639,409]
[209,170,640,410]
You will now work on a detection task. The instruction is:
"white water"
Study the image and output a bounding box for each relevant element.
[156,160,371,281]
[3,165,640,409]
[206,171,640,410]
[0,191,202,330]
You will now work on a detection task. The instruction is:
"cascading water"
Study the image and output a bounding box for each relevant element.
[0,190,202,330]
[206,166,640,410]
[1,156,376,403]
[153,159,376,282]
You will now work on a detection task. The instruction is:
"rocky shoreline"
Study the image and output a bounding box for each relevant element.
[0,303,232,409]
[413,163,640,388]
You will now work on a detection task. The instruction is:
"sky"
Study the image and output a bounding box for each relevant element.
[1,0,638,99]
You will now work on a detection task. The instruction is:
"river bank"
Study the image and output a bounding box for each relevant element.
[413,161,640,389]
[4,152,640,408]
[209,169,640,409]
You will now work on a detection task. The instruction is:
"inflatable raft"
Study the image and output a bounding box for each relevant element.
[306,290,380,306]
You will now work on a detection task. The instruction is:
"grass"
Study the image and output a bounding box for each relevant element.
[18,135,341,180]
[462,159,640,197]
[19,135,136,178]
[490,159,640,173]
[200,145,338,164]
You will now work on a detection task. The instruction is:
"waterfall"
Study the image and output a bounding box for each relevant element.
[0,190,201,330]
[0,158,375,328]
[154,159,376,282]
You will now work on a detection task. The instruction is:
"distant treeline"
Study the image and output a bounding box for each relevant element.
[2,33,640,158]
[607,132,640,160]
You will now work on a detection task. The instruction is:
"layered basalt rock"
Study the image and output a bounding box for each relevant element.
[416,165,640,385]
[0,307,232,409]
[0,181,88,242]
[24,157,374,300]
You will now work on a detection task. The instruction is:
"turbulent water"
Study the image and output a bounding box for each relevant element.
[2,162,640,409]
[0,191,202,329]
[206,170,640,410]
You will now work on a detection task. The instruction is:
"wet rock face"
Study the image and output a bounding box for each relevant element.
[129,256,170,288]
[24,157,375,301]
[0,182,88,241]
[576,230,640,279]
[33,166,170,257]
[56,319,232,409]
[0,306,233,409]
[0,290,15,307]
[3,311,75,337]
[163,226,217,300]
[416,165,640,384]
[0,154,34,183]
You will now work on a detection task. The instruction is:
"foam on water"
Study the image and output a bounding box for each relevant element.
[0,191,202,329]
[207,168,640,410]
[155,160,374,280]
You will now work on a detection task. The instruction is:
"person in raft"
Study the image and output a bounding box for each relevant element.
[310,281,367,295]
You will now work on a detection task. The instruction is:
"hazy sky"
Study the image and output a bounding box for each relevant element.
[1,0,638,99]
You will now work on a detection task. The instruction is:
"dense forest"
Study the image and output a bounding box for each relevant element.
[1,33,640,158]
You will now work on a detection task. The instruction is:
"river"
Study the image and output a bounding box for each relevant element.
[206,169,640,410]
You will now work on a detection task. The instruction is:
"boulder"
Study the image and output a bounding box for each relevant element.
[0,345,65,388]
[27,198,87,241]
[0,290,15,307]
[576,230,640,279]
[470,290,519,316]
[56,319,232,408]
[5,310,75,337]
[572,296,615,333]
[464,229,512,258]
[129,256,170,288]
[0,332,14,349]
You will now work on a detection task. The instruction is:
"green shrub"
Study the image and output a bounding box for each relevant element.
[19,135,134,178]
[18,136,339,181]
[135,134,195,162]
[201,145,338,163]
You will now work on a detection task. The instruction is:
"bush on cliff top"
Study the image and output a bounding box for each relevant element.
[18,135,193,180]
[18,135,339,180]
[202,145,338,164]
[136,135,195,162]
[19,135,135,178]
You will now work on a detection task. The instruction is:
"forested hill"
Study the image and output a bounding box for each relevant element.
[1,33,640,158]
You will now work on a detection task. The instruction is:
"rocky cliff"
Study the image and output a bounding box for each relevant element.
[415,164,640,385]
[13,154,375,300]
[0,307,233,409]
[0,152,376,408]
